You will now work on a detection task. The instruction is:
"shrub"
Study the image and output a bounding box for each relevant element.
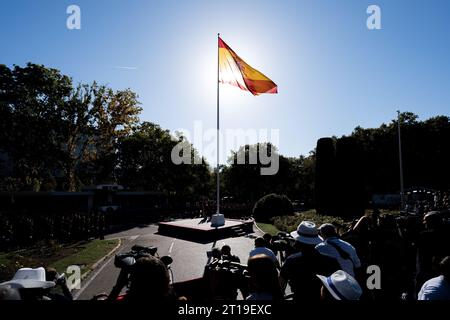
[271,210,350,233]
[253,193,293,222]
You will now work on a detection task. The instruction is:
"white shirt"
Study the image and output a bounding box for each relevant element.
[418,276,450,300]
[315,237,361,277]
[249,247,278,264]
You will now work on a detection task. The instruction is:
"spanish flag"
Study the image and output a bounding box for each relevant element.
[218,37,278,96]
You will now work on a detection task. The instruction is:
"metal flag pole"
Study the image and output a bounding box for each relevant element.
[210,33,225,227]
[397,110,405,211]
[216,33,220,215]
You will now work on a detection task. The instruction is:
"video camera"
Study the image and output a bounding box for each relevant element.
[271,231,295,252]
[206,258,248,276]
[106,244,173,301]
[204,258,250,300]
[114,245,158,269]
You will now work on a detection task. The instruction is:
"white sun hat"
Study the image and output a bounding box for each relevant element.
[317,270,363,300]
[290,221,322,245]
[0,267,55,290]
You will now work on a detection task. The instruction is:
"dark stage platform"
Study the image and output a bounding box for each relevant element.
[158,218,255,240]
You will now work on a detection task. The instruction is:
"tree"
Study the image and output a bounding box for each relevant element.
[0,63,72,190]
[55,84,96,191]
[0,63,143,191]
[221,143,311,203]
[334,136,366,216]
[117,122,213,200]
[90,84,142,184]
[351,112,450,194]
[253,193,293,222]
[314,137,336,215]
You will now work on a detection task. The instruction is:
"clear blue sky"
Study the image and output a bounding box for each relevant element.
[1,0,449,165]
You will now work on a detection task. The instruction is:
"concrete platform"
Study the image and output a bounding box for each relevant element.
[158,218,254,241]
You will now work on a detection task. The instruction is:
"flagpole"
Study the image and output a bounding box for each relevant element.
[397,110,405,211]
[211,33,224,227]
[216,33,220,216]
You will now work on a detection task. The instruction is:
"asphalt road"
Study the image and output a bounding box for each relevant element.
[74,223,262,300]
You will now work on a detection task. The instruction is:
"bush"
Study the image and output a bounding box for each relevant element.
[253,193,293,222]
[271,210,351,234]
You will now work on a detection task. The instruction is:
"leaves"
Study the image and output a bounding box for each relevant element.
[0,64,142,191]
[116,122,213,199]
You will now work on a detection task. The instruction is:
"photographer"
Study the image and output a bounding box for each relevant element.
[221,245,240,263]
[203,250,249,300]
[124,256,177,302]
[0,267,56,301]
[279,221,340,302]
[249,237,279,267]
[416,212,450,292]
[316,224,361,277]
[246,254,283,301]
[418,256,450,300]
[45,267,73,301]
[104,245,176,302]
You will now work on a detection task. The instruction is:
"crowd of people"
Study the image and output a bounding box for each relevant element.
[203,211,450,301]
[184,199,253,220]
[405,191,450,215]
[1,208,450,302]
[0,267,73,301]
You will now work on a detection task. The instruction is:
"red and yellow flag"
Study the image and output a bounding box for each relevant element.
[218,37,277,96]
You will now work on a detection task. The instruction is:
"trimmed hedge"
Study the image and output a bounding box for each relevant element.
[253,193,293,222]
[271,210,349,233]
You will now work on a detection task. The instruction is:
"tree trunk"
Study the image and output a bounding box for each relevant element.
[66,164,77,192]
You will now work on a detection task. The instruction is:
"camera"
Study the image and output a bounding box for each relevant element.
[114,245,158,269]
[204,259,250,300]
[55,273,66,286]
[271,232,295,252]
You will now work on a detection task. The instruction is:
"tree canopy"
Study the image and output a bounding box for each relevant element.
[1,63,449,212]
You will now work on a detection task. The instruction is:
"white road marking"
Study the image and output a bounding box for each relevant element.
[73,254,115,300]
[73,235,139,300]
[168,241,175,255]
[107,235,140,241]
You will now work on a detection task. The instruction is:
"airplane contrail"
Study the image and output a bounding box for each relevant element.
[112,66,138,70]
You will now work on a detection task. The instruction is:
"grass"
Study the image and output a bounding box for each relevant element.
[0,239,119,282]
[255,222,281,236]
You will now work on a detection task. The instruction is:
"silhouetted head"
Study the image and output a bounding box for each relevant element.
[263,233,272,243]
[45,267,58,283]
[221,245,231,256]
[294,240,316,253]
[423,211,442,230]
[247,254,283,301]
[319,223,338,239]
[370,209,380,225]
[255,237,267,248]
[210,247,222,259]
[379,215,398,233]
[128,256,170,301]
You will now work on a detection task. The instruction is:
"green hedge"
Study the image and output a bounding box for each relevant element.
[252,193,293,223]
[271,210,349,233]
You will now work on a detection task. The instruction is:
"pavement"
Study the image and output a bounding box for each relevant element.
[73,222,263,300]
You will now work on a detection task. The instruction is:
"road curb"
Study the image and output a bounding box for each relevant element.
[253,222,265,236]
[81,238,122,279]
